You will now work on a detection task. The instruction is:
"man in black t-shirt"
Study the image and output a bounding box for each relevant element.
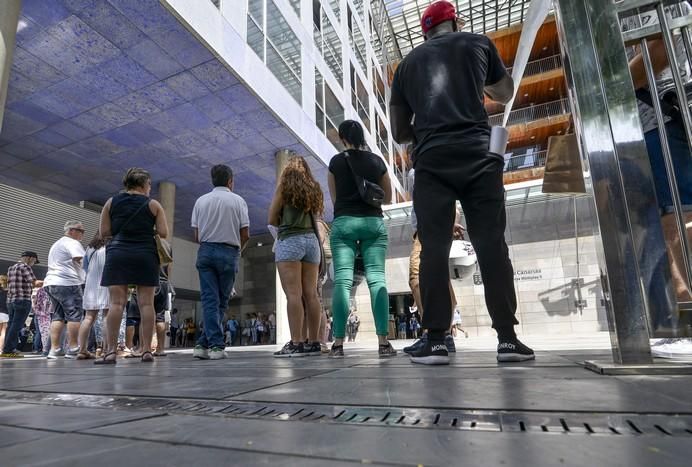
[390,1,534,365]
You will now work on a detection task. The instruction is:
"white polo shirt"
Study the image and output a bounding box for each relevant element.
[43,236,86,287]
[191,187,249,247]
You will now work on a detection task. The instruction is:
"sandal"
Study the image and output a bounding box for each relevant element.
[152,351,167,357]
[141,351,154,363]
[94,351,117,365]
[124,352,142,359]
[76,351,95,360]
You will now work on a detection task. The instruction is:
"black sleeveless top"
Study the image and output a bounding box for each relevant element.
[110,193,156,244]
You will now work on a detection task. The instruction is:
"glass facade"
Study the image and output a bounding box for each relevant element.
[247,0,302,104]
[315,68,344,149]
[313,1,344,84]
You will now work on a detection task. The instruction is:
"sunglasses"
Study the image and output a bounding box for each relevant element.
[71,228,85,233]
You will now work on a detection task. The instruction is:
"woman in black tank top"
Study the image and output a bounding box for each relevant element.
[97,168,169,364]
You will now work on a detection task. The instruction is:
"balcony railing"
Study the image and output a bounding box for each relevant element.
[504,150,547,173]
[489,98,571,127]
[507,54,563,78]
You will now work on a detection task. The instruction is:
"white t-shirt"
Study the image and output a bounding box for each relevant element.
[191,187,249,247]
[43,236,86,287]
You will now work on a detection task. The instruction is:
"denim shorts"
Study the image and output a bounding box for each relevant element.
[46,285,84,323]
[275,233,321,264]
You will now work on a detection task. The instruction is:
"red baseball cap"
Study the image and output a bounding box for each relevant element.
[421,1,456,35]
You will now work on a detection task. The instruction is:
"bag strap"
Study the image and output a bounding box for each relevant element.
[115,198,150,236]
[342,151,365,190]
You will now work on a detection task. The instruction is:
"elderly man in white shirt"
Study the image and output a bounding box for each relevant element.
[44,220,86,359]
[191,164,249,360]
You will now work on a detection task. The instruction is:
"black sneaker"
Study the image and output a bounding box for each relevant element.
[273,341,307,358]
[328,344,344,358]
[378,342,397,358]
[444,334,456,353]
[403,333,428,355]
[303,342,322,356]
[496,339,535,362]
[409,339,449,365]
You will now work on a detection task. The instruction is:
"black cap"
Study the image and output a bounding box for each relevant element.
[21,251,39,263]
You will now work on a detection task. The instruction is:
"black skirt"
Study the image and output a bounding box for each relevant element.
[102,239,159,287]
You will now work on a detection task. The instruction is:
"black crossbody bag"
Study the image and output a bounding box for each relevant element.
[343,151,385,208]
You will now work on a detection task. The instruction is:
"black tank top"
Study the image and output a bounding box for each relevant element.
[110,193,156,244]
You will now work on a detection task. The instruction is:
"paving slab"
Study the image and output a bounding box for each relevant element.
[0,432,380,467]
[0,425,53,449]
[0,402,162,432]
[89,413,692,467]
[232,374,692,413]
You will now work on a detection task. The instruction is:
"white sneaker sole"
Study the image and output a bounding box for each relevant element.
[497,353,536,362]
[410,355,450,365]
[209,354,226,360]
[193,354,210,360]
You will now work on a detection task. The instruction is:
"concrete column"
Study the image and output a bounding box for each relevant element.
[275,149,292,345]
[0,0,21,134]
[158,181,176,238]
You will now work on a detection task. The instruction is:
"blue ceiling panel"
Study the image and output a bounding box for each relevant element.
[216,85,264,114]
[31,128,75,148]
[3,135,55,161]
[76,0,147,49]
[7,100,63,126]
[98,54,158,91]
[163,71,210,101]
[191,60,239,92]
[125,38,184,80]
[1,0,332,237]
[21,0,72,28]
[1,110,46,140]
[137,82,187,110]
[192,94,235,123]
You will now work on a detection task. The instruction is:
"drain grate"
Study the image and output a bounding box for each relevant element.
[1,390,691,437]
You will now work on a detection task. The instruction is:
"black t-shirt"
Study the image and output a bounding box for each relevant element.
[329,149,387,218]
[391,32,508,158]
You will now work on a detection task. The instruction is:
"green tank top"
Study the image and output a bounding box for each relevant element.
[278,205,314,240]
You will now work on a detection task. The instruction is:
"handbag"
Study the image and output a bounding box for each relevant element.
[343,151,385,208]
[155,234,173,266]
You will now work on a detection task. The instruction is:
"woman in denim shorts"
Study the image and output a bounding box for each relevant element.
[269,156,324,357]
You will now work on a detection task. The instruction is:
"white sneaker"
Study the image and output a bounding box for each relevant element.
[651,338,692,361]
[193,345,209,360]
[47,348,65,360]
[64,347,80,359]
[209,347,226,360]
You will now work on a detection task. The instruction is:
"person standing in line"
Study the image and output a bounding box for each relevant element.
[227,317,238,346]
[327,120,397,358]
[191,164,249,360]
[76,232,109,359]
[98,168,169,364]
[44,221,86,360]
[269,156,324,357]
[0,275,9,352]
[390,1,534,364]
[170,308,179,347]
[32,286,52,356]
[1,253,42,358]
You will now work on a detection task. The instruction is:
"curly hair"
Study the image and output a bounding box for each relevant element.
[278,156,324,215]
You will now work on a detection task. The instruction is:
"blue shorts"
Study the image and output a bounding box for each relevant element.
[46,285,84,323]
[275,233,321,264]
[644,121,692,212]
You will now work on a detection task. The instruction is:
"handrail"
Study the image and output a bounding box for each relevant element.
[507,54,563,77]
[489,98,571,126]
[503,150,548,173]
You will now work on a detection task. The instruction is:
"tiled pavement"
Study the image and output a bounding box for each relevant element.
[1,339,692,466]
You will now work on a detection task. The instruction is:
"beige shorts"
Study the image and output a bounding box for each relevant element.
[409,235,421,286]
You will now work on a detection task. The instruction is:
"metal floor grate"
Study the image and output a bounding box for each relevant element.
[1,390,691,437]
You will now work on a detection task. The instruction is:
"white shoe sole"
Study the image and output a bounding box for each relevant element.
[193,354,210,360]
[209,354,226,360]
[410,355,450,365]
[497,353,536,362]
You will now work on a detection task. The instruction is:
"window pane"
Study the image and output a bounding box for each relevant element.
[247,16,264,59]
[322,11,343,84]
[289,0,300,17]
[267,42,302,104]
[328,0,340,21]
[315,67,324,105]
[248,0,263,25]
[266,0,302,79]
[316,104,326,132]
[324,82,344,125]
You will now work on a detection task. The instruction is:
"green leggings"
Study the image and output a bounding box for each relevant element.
[330,216,389,338]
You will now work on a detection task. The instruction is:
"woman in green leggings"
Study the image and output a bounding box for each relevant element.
[327,120,396,358]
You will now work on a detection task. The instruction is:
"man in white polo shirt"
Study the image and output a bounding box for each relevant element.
[191,164,249,360]
[44,220,86,359]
